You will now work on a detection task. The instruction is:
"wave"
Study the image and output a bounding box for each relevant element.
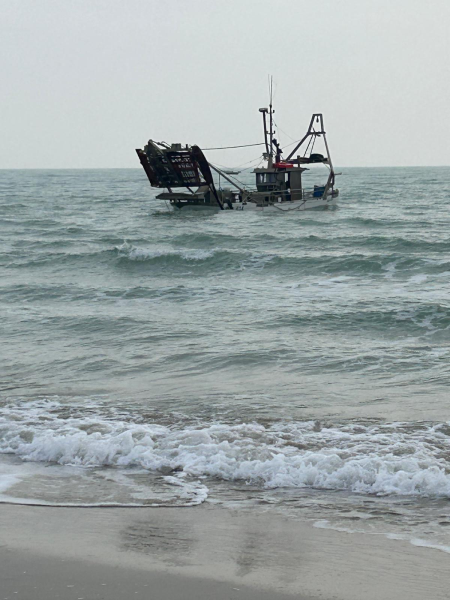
[323,235,450,254]
[169,230,450,255]
[4,237,450,279]
[0,282,224,304]
[269,303,450,336]
[116,242,216,262]
[1,401,450,499]
[115,244,450,278]
[2,248,113,270]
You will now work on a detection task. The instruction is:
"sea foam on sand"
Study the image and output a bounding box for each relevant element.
[1,400,450,498]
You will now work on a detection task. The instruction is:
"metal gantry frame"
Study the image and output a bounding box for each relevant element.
[285,113,336,197]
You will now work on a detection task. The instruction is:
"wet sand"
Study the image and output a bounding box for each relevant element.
[0,504,448,600]
[1,547,299,600]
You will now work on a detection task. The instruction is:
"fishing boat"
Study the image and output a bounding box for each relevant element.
[136,95,339,212]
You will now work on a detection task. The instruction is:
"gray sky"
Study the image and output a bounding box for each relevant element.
[2,0,450,168]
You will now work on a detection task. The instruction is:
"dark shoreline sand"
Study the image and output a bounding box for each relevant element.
[1,504,448,600]
[2,547,299,600]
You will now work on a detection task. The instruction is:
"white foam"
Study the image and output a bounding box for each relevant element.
[1,401,450,499]
[162,475,209,504]
[314,522,450,556]
[313,519,370,535]
[116,242,216,261]
[410,538,450,554]
[408,274,428,285]
[383,260,398,279]
[0,473,21,494]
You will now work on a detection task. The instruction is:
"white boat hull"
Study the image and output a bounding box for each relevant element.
[170,194,338,212]
[233,196,338,211]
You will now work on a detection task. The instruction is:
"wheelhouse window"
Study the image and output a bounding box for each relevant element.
[256,173,277,184]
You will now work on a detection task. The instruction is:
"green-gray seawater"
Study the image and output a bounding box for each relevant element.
[1,167,450,552]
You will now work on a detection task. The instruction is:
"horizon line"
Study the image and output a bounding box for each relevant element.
[1,165,450,170]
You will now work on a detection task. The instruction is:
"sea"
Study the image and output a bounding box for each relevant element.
[1,167,450,554]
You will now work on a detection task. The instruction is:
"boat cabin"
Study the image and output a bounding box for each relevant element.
[254,165,308,201]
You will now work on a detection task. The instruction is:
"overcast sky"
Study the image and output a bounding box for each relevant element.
[1,0,450,168]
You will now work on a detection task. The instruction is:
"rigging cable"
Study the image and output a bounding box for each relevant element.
[281,137,303,150]
[303,135,313,157]
[211,154,264,171]
[272,119,298,143]
[210,163,249,189]
[307,132,317,157]
[202,142,265,150]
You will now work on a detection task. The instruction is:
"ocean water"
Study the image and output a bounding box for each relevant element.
[1,167,450,552]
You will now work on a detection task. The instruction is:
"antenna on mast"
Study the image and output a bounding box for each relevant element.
[259,76,275,167]
[269,75,274,167]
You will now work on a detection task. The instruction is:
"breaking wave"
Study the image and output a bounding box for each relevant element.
[5,241,450,280]
[116,242,217,262]
[113,242,450,278]
[1,401,450,499]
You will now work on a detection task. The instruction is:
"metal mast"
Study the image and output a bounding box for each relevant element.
[259,76,275,168]
[268,76,273,167]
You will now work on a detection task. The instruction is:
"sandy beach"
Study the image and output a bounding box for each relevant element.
[1,503,448,600]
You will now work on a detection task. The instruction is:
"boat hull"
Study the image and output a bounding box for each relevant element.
[170,195,338,212]
[234,196,338,211]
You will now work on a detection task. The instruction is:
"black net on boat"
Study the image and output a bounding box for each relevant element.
[136,142,207,188]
